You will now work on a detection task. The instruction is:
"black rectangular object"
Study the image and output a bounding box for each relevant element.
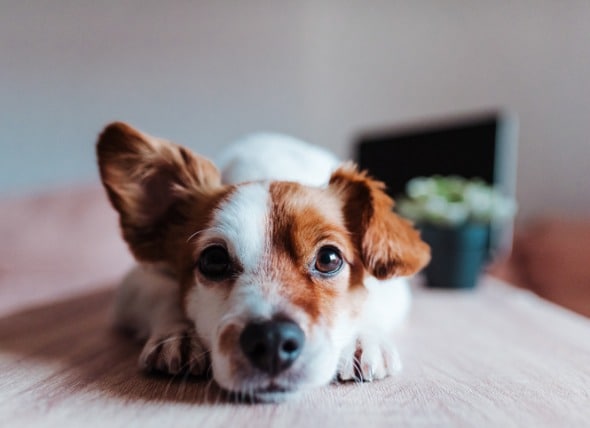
[355,111,518,255]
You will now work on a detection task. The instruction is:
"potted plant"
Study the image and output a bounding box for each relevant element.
[397,176,517,289]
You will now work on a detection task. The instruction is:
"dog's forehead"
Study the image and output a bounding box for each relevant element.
[268,181,341,218]
[267,181,348,252]
[208,181,346,267]
[204,180,350,325]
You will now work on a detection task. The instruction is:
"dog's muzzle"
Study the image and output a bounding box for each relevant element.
[239,319,305,375]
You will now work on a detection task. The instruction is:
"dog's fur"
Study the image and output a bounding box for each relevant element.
[97,122,430,402]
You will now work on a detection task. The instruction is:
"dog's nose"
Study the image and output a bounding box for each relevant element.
[239,320,305,375]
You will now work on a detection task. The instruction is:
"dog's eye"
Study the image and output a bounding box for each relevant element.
[198,246,232,280]
[314,246,344,275]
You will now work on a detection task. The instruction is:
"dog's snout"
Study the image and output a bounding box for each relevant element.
[239,320,305,375]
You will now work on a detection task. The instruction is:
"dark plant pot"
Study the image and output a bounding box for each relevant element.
[419,223,489,289]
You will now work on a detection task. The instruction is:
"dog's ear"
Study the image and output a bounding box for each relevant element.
[96,122,221,262]
[329,163,430,279]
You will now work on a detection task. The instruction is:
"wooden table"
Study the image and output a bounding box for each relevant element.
[1,188,589,427]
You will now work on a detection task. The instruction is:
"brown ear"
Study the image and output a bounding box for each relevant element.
[96,122,221,262]
[329,163,430,279]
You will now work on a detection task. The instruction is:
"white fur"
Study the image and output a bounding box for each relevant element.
[114,265,207,374]
[201,182,270,272]
[215,133,341,186]
[337,277,409,381]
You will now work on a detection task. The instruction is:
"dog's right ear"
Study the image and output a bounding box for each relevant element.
[329,163,430,279]
[96,122,221,262]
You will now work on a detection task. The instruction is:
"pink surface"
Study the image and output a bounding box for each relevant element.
[0,186,134,315]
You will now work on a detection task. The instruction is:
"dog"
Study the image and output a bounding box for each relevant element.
[96,122,430,402]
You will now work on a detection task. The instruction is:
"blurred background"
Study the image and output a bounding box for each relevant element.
[2,0,590,220]
[2,1,590,317]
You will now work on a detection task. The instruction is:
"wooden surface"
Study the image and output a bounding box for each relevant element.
[1,188,590,427]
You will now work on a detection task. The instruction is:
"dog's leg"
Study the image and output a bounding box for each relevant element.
[114,265,209,375]
[337,336,402,382]
[337,276,410,382]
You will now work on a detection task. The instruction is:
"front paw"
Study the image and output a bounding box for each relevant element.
[139,323,209,376]
[338,337,402,382]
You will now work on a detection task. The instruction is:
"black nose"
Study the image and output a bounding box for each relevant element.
[239,320,305,375]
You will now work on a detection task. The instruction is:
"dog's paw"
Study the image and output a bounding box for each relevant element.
[337,337,402,382]
[139,323,209,376]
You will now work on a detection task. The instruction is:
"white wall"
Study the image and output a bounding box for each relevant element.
[2,1,589,219]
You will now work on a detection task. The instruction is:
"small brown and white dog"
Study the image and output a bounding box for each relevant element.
[96,122,430,402]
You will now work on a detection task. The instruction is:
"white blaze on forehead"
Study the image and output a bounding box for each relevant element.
[210,182,269,271]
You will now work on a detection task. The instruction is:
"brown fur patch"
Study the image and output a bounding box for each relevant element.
[169,186,239,300]
[96,122,223,264]
[268,182,355,322]
[329,163,431,279]
[218,323,242,357]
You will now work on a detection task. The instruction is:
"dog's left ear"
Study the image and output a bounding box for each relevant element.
[96,122,222,262]
[329,163,430,279]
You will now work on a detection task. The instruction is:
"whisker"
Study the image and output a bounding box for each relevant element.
[353,354,364,385]
[204,378,215,403]
[186,230,203,243]
[186,226,226,243]
[177,368,192,401]
[142,331,208,358]
[163,370,176,398]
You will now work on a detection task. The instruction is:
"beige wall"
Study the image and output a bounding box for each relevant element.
[2,1,589,218]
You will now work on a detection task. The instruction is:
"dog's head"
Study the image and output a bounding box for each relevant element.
[97,122,430,401]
